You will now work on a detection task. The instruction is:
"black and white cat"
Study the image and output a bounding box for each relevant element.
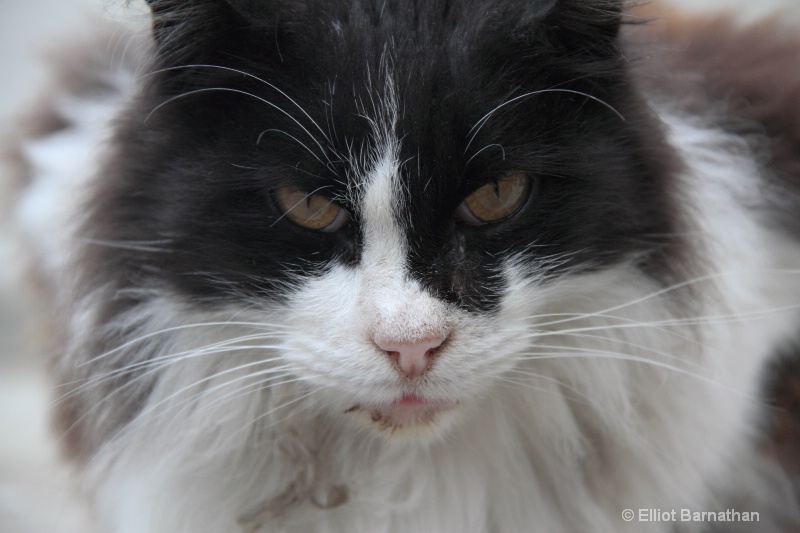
[9,0,800,532]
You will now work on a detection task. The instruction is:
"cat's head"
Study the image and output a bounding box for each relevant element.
[90,0,679,440]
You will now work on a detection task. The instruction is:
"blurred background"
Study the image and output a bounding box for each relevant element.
[0,1,797,532]
[1,3,147,531]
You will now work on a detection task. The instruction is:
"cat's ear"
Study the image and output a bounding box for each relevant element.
[517,0,625,57]
[545,0,623,37]
[142,0,287,65]
[144,0,276,29]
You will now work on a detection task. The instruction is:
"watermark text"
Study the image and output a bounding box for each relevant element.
[621,508,759,523]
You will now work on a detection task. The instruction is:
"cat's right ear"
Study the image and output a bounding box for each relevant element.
[143,0,287,66]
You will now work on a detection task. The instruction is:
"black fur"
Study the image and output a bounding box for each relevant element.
[87,0,679,317]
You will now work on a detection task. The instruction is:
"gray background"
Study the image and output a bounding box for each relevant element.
[1,1,797,532]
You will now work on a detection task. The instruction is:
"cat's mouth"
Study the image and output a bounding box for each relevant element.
[346,395,460,433]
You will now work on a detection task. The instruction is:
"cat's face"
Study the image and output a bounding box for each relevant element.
[94,0,677,438]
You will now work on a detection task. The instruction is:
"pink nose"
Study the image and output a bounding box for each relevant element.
[375,336,446,378]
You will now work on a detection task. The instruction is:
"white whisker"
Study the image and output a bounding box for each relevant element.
[149,64,335,147]
[466,88,626,153]
[144,87,333,166]
[80,321,288,367]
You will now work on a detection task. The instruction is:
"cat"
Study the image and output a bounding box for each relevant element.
[7,0,800,532]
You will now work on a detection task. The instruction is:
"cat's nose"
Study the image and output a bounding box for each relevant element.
[375,335,446,378]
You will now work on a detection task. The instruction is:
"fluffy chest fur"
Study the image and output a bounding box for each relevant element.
[9,1,800,532]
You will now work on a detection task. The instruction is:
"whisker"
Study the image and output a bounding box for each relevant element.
[134,360,297,419]
[524,268,800,329]
[466,143,506,165]
[56,355,289,449]
[57,341,285,403]
[509,350,753,397]
[148,64,335,147]
[197,370,299,412]
[256,128,325,164]
[152,369,300,426]
[498,369,595,406]
[144,87,332,166]
[543,331,701,363]
[466,88,626,153]
[80,321,288,367]
[269,185,335,228]
[231,387,320,438]
[77,238,173,253]
[99,373,304,453]
[518,342,710,374]
[525,301,800,341]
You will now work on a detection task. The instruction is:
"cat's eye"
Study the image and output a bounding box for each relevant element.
[274,187,350,232]
[456,173,532,225]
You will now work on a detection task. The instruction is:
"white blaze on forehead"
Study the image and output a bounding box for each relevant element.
[361,146,406,268]
[348,74,451,344]
[355,73,407,272]
[360,151,450,344]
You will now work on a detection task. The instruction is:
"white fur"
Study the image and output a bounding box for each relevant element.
[15,30,800,533]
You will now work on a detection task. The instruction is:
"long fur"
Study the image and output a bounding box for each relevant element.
[8,1,800,532]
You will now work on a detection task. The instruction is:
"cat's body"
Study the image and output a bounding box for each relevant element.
[8,1,800,532]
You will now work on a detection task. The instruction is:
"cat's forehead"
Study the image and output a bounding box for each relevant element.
[302,52,505,213]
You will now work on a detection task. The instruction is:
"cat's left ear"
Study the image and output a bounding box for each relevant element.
[517,0,625,57]
[545,0,623,37]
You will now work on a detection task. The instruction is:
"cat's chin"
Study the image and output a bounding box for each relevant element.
[344,395,462,442]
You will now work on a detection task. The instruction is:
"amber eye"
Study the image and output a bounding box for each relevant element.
[274,187,350,232]
[456,173,532,225]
